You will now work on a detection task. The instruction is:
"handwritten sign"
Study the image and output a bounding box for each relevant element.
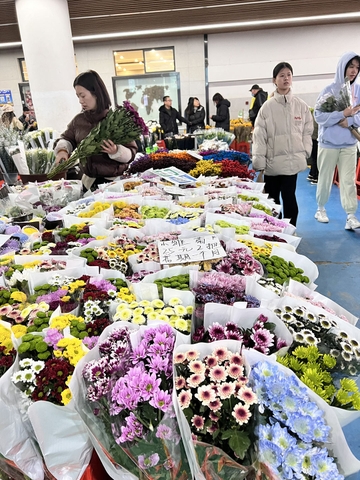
[157,235,226,265]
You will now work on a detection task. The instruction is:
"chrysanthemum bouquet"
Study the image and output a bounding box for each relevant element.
[76,323,191,479]
[273,303,360,410]
[249,359,346,480]
[174,342,255,479]
[48,101,148,178]
[0,322,16,377]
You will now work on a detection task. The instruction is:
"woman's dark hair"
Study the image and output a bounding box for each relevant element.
[345,56,360,84]
[22,105,30,113]
[73,70,111,113]
[212,93,224,103]
[273,62,293,79]
[185,97,194,116]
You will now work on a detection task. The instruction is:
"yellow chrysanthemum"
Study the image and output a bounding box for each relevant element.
[61,388,72,406]
[133,315,146,325]
[174,305,187,316]
[175,318,188,332]
[10,291,27,303]
[11,325,27,339]
[53,349,62,358]
[168,297,182,307]
[151,299,165,309]
[117,309,133,322]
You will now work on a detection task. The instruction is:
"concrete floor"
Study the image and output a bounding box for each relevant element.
[293,169,360,479]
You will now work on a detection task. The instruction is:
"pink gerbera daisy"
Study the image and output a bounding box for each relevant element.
[178,390,192,409]
[232,403,251,425]
[195,385,216,405]
[237,386,258,405]
[227,364,244,379]
[175,376,186,390]
[207,423,219,434]
[191,415,205,430]
[218,382,235,399]
[208,323,226,341]
[0,305,12,316]
[209,365,227,383]
[189,360,206,374]
[209,411,220,422]
[187,373,205,388]
[213,347,230,362]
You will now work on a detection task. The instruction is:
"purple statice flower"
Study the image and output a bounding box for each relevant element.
[44,328,63,348]
[208,322,226,341]
[244,294,261,308]
[138,453,160,470]
[83,336,99,350]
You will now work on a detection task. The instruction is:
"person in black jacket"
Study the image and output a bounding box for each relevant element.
[249,84,268,126]
[211,93,231,131]
[159,96,189,136]
[184,97,205,133]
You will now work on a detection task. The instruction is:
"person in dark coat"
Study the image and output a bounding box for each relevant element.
[159,96,189,136]
[249,84,268,126]
[211,93,231,131]
[184,97,205,133]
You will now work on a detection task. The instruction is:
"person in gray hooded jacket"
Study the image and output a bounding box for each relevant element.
[252,62,313,227]
[314,51,360,230]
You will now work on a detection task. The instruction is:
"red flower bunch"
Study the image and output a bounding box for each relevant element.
[88,259,110,269]
[42,231,55,243]
[0,345,16,377]
[85,317,111,337]
[31,358,74,405]
[219,160,256,179]
[83,283,110,303]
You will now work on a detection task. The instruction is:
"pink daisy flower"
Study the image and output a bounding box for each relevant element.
[209,411,220,422]
[229,353,244,366]
[186,349,200,361]
[189,360,206,375]
[0,305,12,316]
[232,403,251,425]
[208,322,226,341]
[237,386,258,405]
[178,390,192,409]
[218,382,235,399]
[207,423,219,434]
[187,373,205,388]
[191,415,205,430]
[227,364,244,379]
[205,355,218,368]
[195,385,216,405]
[213,347,230,362]
[191,433,198,441]
[174,352,187,364]
[250,328,274,348]
[209,365,227,383]
[208,398,222,412]
[175,376,186,390]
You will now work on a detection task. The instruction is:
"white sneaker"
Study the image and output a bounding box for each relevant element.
[315,209,329,223]
[345,214,360,230]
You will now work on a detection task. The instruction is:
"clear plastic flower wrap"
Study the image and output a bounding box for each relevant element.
[70,321,192,480]
[315,77,352,112]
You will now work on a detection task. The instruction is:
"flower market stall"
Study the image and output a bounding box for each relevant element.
[0,120,360,480]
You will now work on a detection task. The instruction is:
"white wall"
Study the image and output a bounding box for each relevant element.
[208,23,360,119]
[2,22,360,128]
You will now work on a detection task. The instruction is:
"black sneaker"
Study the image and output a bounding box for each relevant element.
[307,174,314,181]
[310,179,318,185]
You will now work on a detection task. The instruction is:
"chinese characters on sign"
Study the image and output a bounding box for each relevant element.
[157,235,226,265]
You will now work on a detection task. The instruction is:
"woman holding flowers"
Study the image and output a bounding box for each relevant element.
[54,70,138,191]
[252,62,313,226]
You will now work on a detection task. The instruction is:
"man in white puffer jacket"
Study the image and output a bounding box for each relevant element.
[252,62,313,227]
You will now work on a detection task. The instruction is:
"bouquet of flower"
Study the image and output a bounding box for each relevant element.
[315,77,352,113]
[272,301,360,412]
[0,321,16,378]
[25,148,56,174]
[48,101,148,178]
[248,356,355,479]
[174,341,254,479]
[72,322,191,479]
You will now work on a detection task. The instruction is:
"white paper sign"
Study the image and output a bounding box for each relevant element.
[157,235,226,264]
